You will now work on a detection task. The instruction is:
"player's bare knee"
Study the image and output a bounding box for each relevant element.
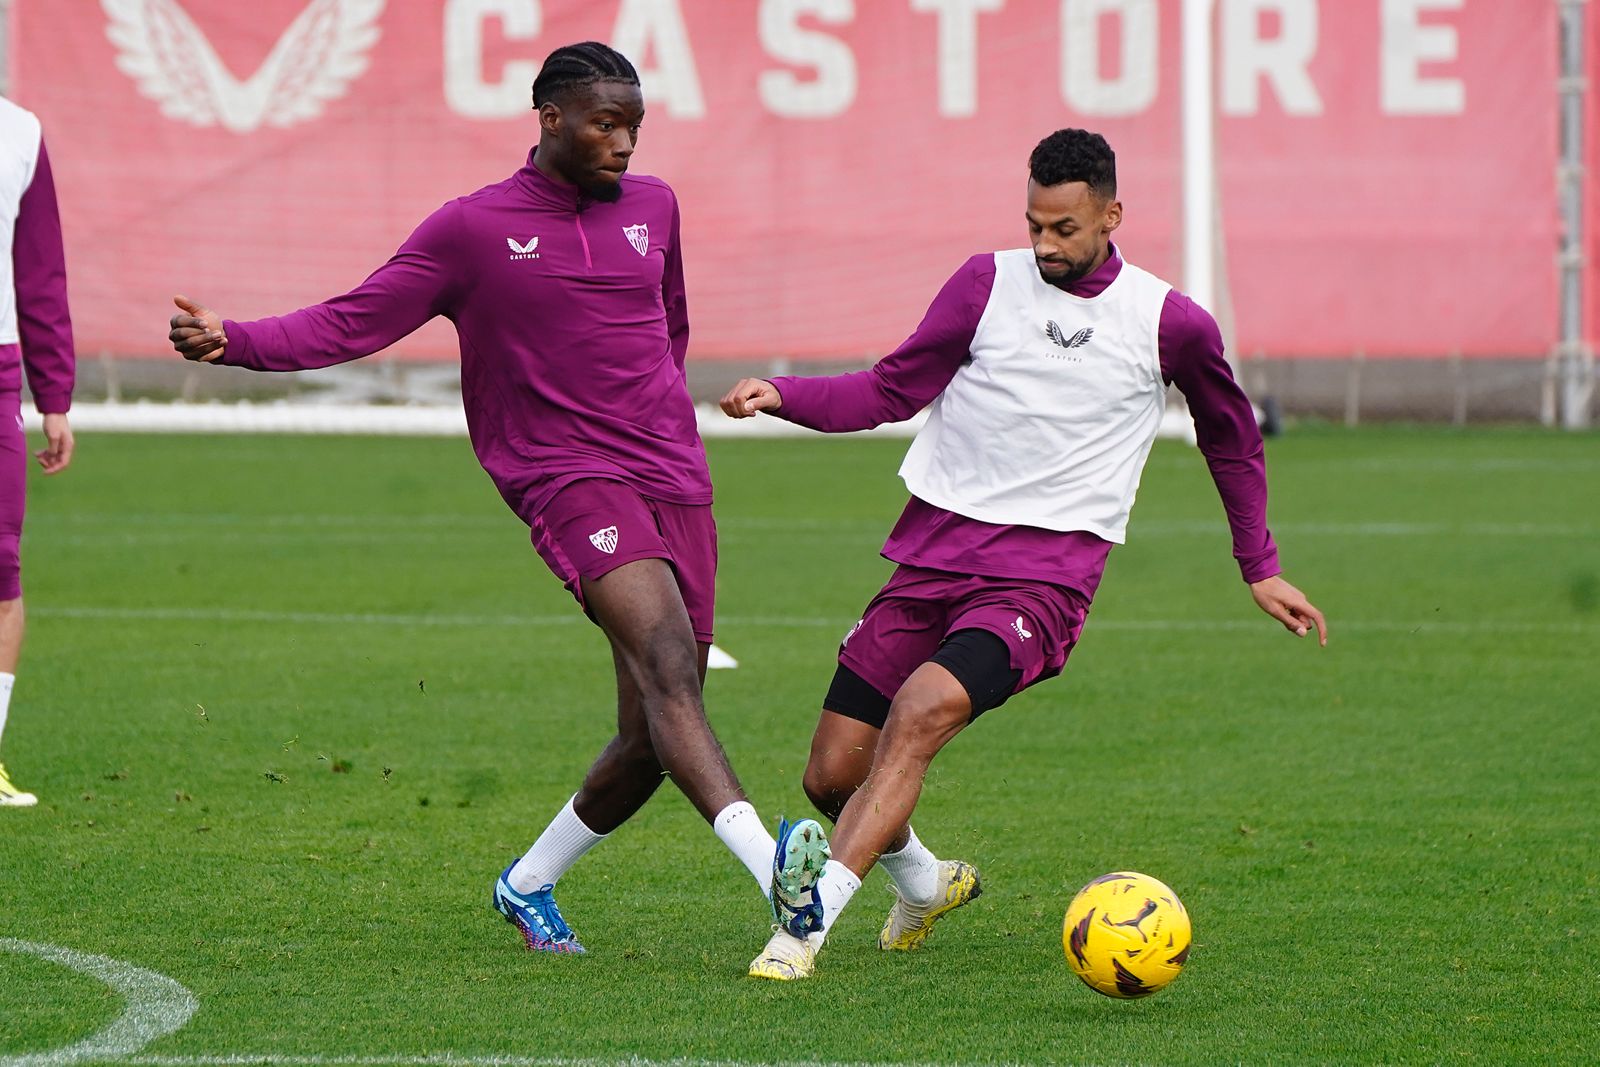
[803,719,873,818]
[880,691,967,763]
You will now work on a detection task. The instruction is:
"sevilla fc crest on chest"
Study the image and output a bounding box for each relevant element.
[623,224,649,256]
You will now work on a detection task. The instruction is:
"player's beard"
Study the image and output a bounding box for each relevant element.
[1037,256,1094,288]
[583,177,624,203]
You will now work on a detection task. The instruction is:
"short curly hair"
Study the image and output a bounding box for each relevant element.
[1028,129,1117,199]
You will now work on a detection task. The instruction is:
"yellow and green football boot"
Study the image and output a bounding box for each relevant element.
[878,859,981,951]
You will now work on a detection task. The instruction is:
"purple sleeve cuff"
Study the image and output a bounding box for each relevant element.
[765,372,856,430]
[1238,549,1282,584]
[215,320,255,367]
[30,390,72,414]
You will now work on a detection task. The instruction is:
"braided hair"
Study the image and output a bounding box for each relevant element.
[532,42,640,109]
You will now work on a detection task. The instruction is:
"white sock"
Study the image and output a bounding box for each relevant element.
[508,794,606,893]
[714,801,776,895]
[0,672,14,751]
[810,859,862,945]
[877,826,942,906]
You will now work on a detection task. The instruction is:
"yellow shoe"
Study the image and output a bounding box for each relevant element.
[878,859,981,951]
[0,763,38,807]
[747,927,817,980]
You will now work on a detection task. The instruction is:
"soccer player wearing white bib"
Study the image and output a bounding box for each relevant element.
[0,99,78,808]
[722,129,1327,980]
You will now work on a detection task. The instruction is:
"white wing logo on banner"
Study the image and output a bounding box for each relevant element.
[102,0,384,134]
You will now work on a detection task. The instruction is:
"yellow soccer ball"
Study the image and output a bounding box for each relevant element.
[1063,871,1192,998]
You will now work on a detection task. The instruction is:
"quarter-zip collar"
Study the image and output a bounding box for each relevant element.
[515,148,594,213]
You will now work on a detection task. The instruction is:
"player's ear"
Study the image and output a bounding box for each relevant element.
[536,100,563,136]
[1102,198,1123,233]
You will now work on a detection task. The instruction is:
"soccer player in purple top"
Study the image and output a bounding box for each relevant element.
[0,98,78,808]
[723,128,1327,980]
[166,42,829,955]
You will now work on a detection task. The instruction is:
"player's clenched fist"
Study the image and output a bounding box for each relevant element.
[169,295,227,362]
[719,378,782,418]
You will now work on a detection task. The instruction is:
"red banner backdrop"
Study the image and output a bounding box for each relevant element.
[11,0,1574,360]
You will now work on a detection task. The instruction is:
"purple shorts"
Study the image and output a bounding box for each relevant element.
[0,393,23,601]
[838,563,1091,705]
[526,478,717,643]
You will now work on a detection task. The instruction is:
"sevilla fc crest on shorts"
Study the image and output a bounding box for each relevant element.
[623,224,649,256]
[589,525,620,554]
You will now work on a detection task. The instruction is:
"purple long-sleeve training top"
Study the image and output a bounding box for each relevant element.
[769,247,1280,599]
[4,138,75,412]
[218,153,709,519]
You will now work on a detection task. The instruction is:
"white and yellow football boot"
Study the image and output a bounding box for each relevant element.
[748,927,817,981]
[0,763,38,807]
[748,818,831,980]
[878,859,981,951]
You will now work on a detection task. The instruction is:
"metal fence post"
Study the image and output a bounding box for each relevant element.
[1344,350,1364,427]
[1558,0,1594,429]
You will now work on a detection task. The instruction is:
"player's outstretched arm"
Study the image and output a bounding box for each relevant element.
[168,202,462,373]
[725,255,991,433]
[719,378,782,418]
[1249,575,1328,646]
[169,295,226,362]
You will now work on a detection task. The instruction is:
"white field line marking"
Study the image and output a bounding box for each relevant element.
[0,940,198,1067]
[37,513,1600,538]
[53,523,1600,549]
[1126,520,1597,537]
[35,606,586,628]
[30,605,1599,635]
[45,533,508,549]
[1247,521,1596,537]
[122,1057,1002,1067]
[1336,457,1600,473]
[41,513,506,528]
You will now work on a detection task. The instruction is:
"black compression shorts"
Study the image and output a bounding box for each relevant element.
[822,628,1023,729]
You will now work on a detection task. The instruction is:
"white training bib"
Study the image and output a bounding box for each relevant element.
[899,249,1172,543]
[0,98,45,347]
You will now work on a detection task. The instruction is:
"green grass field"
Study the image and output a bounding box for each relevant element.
[1,426,1597,1066]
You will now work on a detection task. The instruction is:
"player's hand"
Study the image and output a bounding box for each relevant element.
[1249,575,1327,646]
[35,412,73,474]
[719,378,782,418]
[170,295,227,362]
